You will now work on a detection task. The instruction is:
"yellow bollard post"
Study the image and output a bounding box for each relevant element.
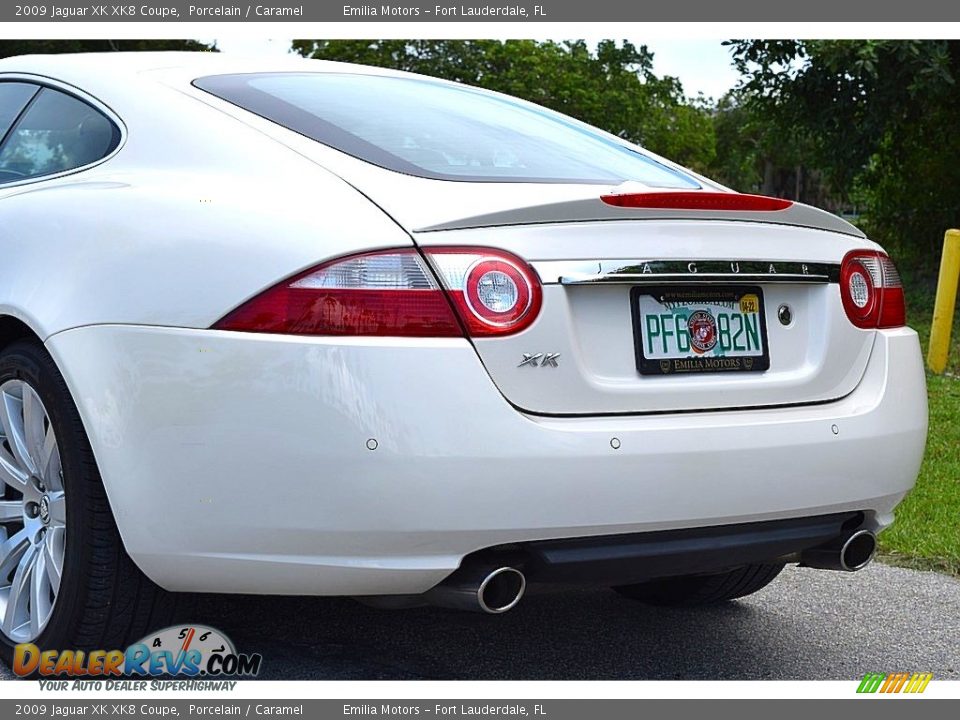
[928,229,960,373]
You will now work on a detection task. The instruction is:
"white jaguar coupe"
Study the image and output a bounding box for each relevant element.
[0,52,927,655]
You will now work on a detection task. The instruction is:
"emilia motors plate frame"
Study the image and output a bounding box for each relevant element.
[630,285,772,375]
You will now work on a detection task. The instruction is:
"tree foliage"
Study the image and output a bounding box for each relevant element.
[292,39,716,173]
[727,40,960,268]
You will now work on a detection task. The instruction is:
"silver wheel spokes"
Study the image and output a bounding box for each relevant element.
[0,379,65,643]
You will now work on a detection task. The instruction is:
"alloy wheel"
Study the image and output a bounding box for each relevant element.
[0,379,66,643]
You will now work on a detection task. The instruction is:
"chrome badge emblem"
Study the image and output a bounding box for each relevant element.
[519,353,560,368]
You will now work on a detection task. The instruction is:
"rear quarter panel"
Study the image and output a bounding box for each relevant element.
[0,74,412,338]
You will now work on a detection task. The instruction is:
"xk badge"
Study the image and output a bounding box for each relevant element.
[518,353,561,368]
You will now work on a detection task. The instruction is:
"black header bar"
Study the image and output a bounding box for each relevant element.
[2,0,959,22]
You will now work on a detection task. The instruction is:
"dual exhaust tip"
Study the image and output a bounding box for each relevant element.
[476,567,527,614]
[425,564,526,615]
[422,529,877,615]
[800,529,877,572]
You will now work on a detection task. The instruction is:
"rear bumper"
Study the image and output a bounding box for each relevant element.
[45,325,927,596]
[522,511,868,585]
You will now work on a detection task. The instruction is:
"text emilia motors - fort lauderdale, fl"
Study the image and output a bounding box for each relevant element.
[343,4,549,16]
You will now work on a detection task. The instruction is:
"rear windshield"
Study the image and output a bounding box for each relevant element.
[194,72,700,187]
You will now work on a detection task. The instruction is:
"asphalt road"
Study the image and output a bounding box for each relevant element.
[3,563,958,680]
[210,563,959,680]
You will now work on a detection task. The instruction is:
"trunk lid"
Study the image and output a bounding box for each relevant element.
[415,215,878,416]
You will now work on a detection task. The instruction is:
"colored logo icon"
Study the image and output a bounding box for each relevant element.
[857,672,932,694]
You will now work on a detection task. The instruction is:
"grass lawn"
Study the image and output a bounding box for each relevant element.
[876,283,960,574]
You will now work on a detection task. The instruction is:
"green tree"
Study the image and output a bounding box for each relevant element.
[292,39,716,173]
[727,40,960,270]
[710,89,833,210]
[710,91,763,191]
[0,39,215,60]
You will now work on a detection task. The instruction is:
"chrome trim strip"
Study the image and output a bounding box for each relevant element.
[561,272,830,285]
[531,260,840,285]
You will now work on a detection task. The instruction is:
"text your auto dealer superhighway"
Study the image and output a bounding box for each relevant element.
[188,4,304,15]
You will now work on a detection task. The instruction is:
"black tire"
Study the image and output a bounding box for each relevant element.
[613,563,785,607]
[0,340,192,666]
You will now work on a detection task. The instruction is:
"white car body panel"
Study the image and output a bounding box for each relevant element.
[0,169,412,337]
[0,52,928,598]
[46,325,925,594]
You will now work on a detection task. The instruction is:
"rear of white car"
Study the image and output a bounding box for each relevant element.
[0,53,927,651]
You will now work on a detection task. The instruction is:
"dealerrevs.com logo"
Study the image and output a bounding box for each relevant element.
[14,624,262,681]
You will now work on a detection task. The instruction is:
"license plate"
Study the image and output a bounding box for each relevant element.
[631,286,770,375]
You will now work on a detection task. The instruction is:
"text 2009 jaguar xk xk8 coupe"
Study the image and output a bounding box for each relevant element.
[0,52,927,655]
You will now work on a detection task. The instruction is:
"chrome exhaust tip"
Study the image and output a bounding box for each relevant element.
[424,563,526,614]
[477,567,526,614]
[839,529,877,572]
[801,529,877,572]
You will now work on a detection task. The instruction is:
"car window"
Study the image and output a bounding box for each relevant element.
[0,87,120,184]
[194,72,700,187]
[0,82,41,180]
[0,82,39,139]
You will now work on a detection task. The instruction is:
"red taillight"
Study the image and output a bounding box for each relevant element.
[600,191,793,212]
[213,250,463,337]
[426,248,542,336]
[839,250,906,329]
[212,247,543,338]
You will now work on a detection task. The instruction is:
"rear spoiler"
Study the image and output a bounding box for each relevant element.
[415,196,864,239]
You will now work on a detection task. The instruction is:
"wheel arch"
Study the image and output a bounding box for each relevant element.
[0,313,44,351]
[0,313,145,581]
[0,327,186,649]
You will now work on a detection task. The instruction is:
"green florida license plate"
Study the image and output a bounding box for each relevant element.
[631,286,770,375]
